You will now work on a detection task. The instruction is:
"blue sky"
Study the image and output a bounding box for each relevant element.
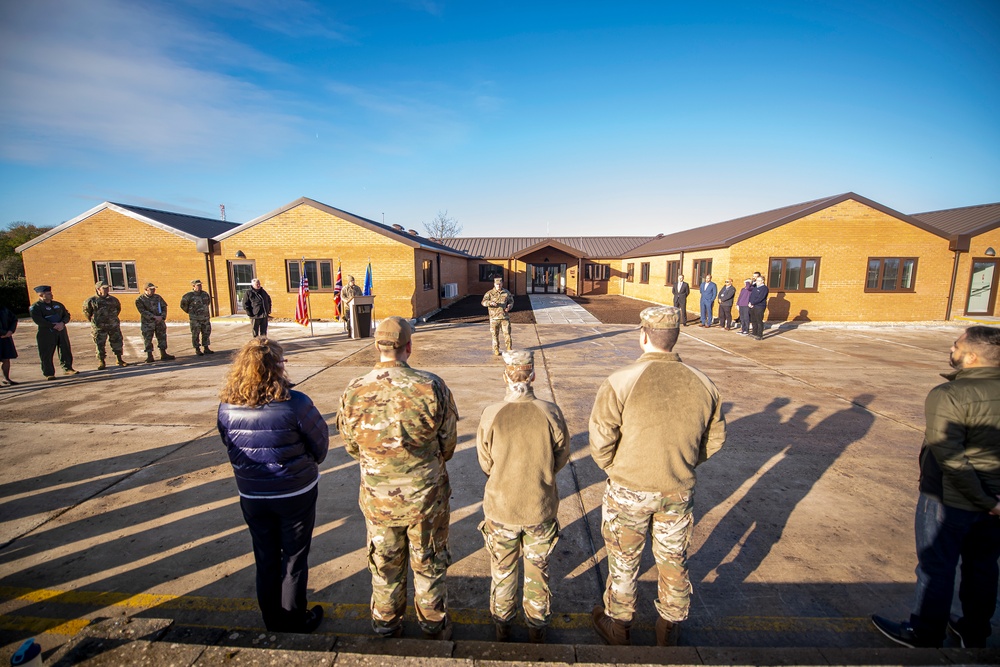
[1,0,998,236]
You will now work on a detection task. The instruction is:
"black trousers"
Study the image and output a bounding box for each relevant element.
[36,329,73,377]
[240,486,317,631]
[718,304,733,329]
[252,318,269,337]
[749,305,765,339]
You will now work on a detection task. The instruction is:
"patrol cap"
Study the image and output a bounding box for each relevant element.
[374,316,412,348]
[639,305,681,330]
[95,280,109,289]
[191,279,202,286]
[145,282,157,289]
[347,275,355,282]
[502,349,533,371]
[33,285,51,294]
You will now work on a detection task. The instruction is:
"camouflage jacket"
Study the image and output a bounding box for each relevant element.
[135,293,168,322]
[342,284,363,302]
[180,290,212,320]
[83,294,121,329]
[338,360,459,526]
[481,288,513,321]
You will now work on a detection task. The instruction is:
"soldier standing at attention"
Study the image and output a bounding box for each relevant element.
[338,316,459,640]
[29,285,78,380]
[341,275,363,337]
[481,276,513,355]
[589,306,725,646]
[135,282,175,363]
[180,279,214,356]
[476,349,569,643]
[83,281,128,370]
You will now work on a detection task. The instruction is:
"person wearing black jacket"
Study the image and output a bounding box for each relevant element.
[748,276,768,340]
[242,278,272,337]
[717,279,737,330]
[218,337,329,633]
[671,275,690,326]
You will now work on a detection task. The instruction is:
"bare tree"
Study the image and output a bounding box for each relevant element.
[423,210,462,240]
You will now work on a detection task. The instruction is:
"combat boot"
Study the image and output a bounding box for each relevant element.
[592,605,630,646]
[116,355,128,367]
[494,621,511,642]
[159,349,175,361]
[203,347,214,354]
[195,347,204,356]
[97,357,106,370]
[145,352,155,363]
[528,626,546,644]
[655,616,679,646]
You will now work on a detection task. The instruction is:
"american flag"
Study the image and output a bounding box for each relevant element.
[294,273,309,326]
[333,262,343,320]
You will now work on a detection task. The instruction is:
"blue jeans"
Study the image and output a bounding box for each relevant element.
[911,493,1000,644]
[700,301,714,326]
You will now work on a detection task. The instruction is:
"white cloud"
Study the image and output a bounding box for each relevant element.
[0,0,305,165]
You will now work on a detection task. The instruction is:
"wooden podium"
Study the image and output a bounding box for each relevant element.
[349,296,375,339]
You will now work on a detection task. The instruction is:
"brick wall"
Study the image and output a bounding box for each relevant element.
[21,209,211,322]
[951,228,1000,317]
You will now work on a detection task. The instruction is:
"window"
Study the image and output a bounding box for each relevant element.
[665,260,680,285]
[585,263,610,281]
[626,263,635,282]
[286,260,334,292]
[692,259,713,285]
[768,257,820,291]
[422,259,433,290]
[639,262,650,284]
[866,257,917,292]
[94,261,138,292]
[479,264,504,282]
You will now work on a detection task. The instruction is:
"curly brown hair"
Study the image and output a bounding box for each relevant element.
[219,337,291,406]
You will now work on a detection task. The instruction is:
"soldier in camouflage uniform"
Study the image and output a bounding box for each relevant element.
[135,282,175,363]
[180,279,214,356]
[341,275,363,337]
[477,349,569,643]
[83,281,128,370]
[481,276,514,355]
[589,306,726,646]
[338,316,459,640]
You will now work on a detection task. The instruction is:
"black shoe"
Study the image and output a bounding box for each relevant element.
[871,615,937,648]
[300,605,323,633]
[948,619,986,649]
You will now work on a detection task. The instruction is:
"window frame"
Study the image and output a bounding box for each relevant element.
[665,260,680,286]
[626,263,635,283]
[865,257,918,293]
[584,263,610,281]
[286,259,335,292]
[639,262,650,284]
[478,264,504,282]
[422,259,434,291]
[691,259,713,286]
[767,257,821,292]
[94,261,139,293]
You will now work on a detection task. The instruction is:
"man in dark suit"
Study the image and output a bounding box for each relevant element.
[671,275,690,326]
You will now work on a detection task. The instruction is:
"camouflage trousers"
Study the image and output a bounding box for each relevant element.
[189,318,212,349]
[600,480,693,624]
[489,318,512,354]
[479,518,559,628]
[365,508,450,635]
[91,325,124,358]
[140,320,167,352]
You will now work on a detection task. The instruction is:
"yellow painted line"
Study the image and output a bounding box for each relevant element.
[0,586,872,634]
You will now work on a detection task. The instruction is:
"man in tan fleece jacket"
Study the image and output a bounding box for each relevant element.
[477,349,570,644]
[589,305,726,647]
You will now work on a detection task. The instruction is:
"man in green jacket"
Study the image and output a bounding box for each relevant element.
[589,305,725,647]
[873,326,1000,649]
[477,349,569,643]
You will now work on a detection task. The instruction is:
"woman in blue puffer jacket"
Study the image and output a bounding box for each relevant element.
[218,337,329,633]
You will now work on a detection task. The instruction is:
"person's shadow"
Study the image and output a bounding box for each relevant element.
[767,292,790,322]
[693,394,876,587]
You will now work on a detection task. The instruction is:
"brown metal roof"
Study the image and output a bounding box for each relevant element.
[621,192,949,258]
[911,202,1000,236]
[438,236,655,259]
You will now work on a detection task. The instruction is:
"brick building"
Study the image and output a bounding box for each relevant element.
[15,192,999,324]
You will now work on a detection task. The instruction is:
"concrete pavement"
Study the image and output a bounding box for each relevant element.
[0,314,995,664]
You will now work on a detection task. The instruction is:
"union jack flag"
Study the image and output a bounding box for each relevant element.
[294,273,309,326]
[333,262,343,320]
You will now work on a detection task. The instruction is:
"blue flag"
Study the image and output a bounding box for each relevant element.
[363,262,373,296]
